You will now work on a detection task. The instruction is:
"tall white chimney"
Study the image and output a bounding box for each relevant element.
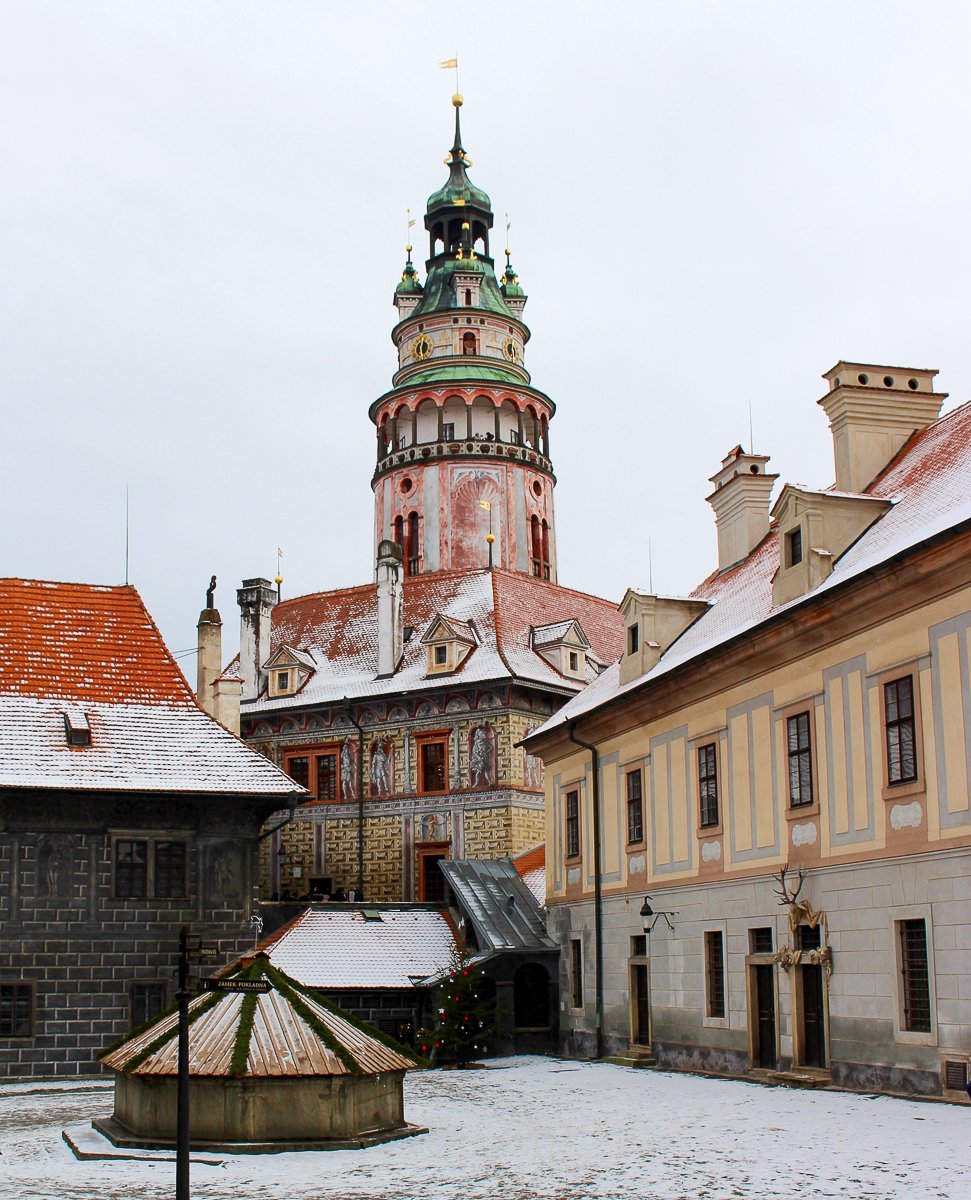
[376,540,404,677]
[706,446,778,572]
[196,574,222,718]
[818,363,944,493]
[236,578,276,701]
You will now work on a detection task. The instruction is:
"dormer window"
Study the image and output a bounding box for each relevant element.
[421,614,477,675]
[63,710,91,747]
[786,526,803,567]
[532,619,591,680]
[264,644,317,698]
[628,624,640,655]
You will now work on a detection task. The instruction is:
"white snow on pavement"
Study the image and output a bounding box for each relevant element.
[0,1057,967,1200]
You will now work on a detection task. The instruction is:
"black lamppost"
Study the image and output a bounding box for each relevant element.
[176,926,191,1200]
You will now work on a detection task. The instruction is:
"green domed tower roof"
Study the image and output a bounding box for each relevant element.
[425,95,492,218]
[412,96,515,323]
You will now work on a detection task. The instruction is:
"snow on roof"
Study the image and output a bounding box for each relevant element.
[243,568,624,713]
[102,960,416,1078]
[532,400,971,737]
[0,579,297,795]
[439,859,554,953]
[264,907,458,989]
[512,844,546,907]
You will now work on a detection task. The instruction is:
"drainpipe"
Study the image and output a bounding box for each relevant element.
[343,699,366,901]
[565,719,604,1060]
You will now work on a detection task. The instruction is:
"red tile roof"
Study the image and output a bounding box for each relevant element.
[0,578,298,795]
[0,579,190,705]
[244,568,624,712]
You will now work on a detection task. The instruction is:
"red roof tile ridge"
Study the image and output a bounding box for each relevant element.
[490,571,516,677]
[866,398,971,493]
[0,576,128,592]
[491,568,621,610]
[512,843,545,875]
[251,909,309,957]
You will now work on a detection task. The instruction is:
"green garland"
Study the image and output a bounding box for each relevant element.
[230,994,258,1077]
[122,993,222,1074]
[262,960,427,1067]
[100,996,182,1060]
[261,962,361,1076]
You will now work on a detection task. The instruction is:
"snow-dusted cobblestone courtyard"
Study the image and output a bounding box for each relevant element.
[0,1056,966,1200]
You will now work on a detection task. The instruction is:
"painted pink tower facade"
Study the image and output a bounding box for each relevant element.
[371,97,557,581]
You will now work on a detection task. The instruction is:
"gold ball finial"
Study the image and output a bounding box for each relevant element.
[486,533,495,544]
[452,92,463,108]
[405,243,412,253]
[275,574,283,586]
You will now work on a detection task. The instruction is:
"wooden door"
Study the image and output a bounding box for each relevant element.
[801,965,825,1068]
[631,963,650,1047]
[754,964,776,1069]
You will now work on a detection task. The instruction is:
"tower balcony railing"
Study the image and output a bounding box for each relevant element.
[374,434,554,480]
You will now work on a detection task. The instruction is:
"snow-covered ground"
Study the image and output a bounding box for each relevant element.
[0,1057,967,1200]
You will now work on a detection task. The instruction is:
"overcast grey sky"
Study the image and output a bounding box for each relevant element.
[3,2,970,670]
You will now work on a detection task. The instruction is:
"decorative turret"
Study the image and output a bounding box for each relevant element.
[370,99,558,582]
[393,248,423,320]
[500,253,526,317]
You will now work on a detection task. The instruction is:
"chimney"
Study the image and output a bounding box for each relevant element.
[818,363,944,493]
[211,674,242,735]
[706,446,778,572]
[236,578,277,701]
[376,540,404,677]
[196,575,222,718]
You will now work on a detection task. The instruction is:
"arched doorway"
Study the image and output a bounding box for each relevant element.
[513,962,551,1031]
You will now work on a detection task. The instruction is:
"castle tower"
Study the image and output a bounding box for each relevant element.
[370,95,557,581]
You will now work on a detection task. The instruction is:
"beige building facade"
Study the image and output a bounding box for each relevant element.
[527,363,971,1098]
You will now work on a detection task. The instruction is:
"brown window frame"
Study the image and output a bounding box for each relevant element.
[283,745,340,802]
[625,769,644,845]
[417,734,449,794]
[885,675,918,786]
[698,743,719,828]
[565,788,581,859]
[786,711,814,808]
[704,930,726,1019]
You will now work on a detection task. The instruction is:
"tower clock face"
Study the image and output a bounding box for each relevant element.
[412,333,432,361]
[501,337,520,363]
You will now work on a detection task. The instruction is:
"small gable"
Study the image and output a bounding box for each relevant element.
[531,619,593,680]
[263,644,317,699]
[420,613,477,675]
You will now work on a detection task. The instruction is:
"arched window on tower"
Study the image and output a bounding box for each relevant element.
[407,511,420,576]
[394,515,404,553]
[531,515,542,578]
[464,289,472,307]
[462,332,477,356]
[541,520,551,581]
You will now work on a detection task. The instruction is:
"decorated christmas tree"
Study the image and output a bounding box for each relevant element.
[433,940,496,1066]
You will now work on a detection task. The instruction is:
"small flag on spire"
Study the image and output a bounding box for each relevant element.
[479,500,492,511]
[439,58,458,69]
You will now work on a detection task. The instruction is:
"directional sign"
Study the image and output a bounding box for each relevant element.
[191,947,221,960]
[202,978,271,994]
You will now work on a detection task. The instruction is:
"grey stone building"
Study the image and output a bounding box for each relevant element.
[0,579,299,1077]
